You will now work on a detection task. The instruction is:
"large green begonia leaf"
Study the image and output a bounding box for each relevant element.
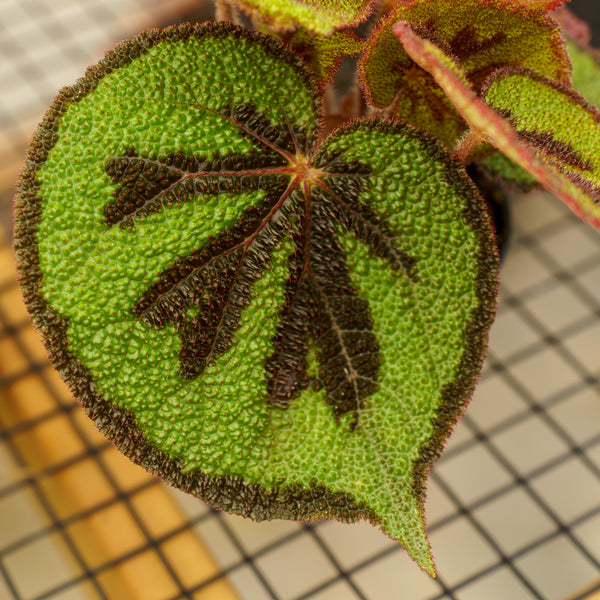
[14,23,499,575]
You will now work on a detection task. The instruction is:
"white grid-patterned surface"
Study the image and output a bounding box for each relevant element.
[1,1,600,599]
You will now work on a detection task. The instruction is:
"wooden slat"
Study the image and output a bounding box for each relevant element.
[562,579,600,600]
[0,230,239,600]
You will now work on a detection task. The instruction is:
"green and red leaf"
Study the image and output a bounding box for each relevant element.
[483,67,600,227]
[359,0,571,147]
[395,22,600,229]
[231,0,374,34]
[14,22,499,575]
[520,0,565,11]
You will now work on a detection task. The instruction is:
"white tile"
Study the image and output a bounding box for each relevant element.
[0,442,26,491]
[473,488,555,554]
[50,582,102,600]
[549,388,600,445]
[486,309,540,360]
[442,418,475,454]
[25,45,77,88]
[491,416,569,476]
[510,347,581,402]
[429,517,498,587]
[71,24,113,55]
[221,513,302,555]
[9,18,55,53]
[50,1,97,27]
[317,520,395,571]
[352,548,440,600]
[227,565,270,600]
[256,534,338,599]
[509,191,566,235]
[500,247,552,296]
[562,321,600,375]
[578,263,600,305]
[4,533,78,599]
[0,1,33,35]
[167,486,210,520]
[308,580,361,600]
[516,536,599,600]
[424,477,457,526]
[467,374,527,431]
[0,487,51,548]
[435,444,512,506]
[455,566,537,600]
[525,285,592,333]
[538,223,600,270]
[530,458,600,523]
[0,76,41,116]
[0,576,13,600]
[586,440,600,472]
[195,517,242,570]
[573,511,600,564]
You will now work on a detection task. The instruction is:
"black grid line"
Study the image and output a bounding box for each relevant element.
[2,1,600,599]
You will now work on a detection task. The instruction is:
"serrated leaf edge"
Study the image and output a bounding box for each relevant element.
[14,23,499,577]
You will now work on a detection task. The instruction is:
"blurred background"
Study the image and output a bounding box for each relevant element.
[1,1,600,599]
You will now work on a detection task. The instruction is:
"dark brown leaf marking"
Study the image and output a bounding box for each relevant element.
[517,130,594,172]
[105,106,415,427]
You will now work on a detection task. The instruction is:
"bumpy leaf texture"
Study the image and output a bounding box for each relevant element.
[14,23,499,575]
[230,0,374,34]
[395,22,600,229]
[359,0,571,147]
[478,9,600,191]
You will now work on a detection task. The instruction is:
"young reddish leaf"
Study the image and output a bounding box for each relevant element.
[286,29,365,83]
[552,4,594,46]
[395,22,600,229]
[14,23,499,575]
[359,0,571,147]
[231,0,374,34]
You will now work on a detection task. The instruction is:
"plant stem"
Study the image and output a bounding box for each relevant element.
[454,129,485,163]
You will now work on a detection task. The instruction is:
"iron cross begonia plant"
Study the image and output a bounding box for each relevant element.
[13,0,600,575]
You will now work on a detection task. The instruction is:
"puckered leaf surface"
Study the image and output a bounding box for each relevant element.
[359,0,570,147]
[231,0,373,34]
[14,23,499,575]
[476,34,600,191]
[395,22,600,229]
[484,68,600,226]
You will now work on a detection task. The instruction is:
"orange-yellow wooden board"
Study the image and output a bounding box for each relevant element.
[0,231,239,600]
